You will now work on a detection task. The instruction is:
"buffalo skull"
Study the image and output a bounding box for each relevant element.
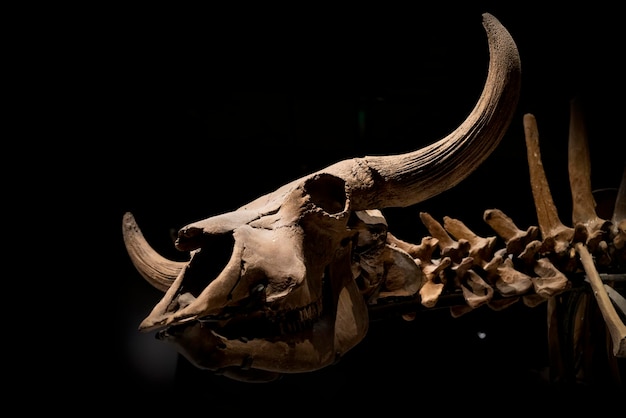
[123,13,521,382]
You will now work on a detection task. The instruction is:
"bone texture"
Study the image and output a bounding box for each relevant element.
[122,15,625,383]
[370,100,625,362]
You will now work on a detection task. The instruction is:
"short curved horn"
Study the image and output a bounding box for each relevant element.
[332,13,521,210]
[122,212,186,291]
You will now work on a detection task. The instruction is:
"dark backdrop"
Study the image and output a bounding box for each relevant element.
[64,2,625,412]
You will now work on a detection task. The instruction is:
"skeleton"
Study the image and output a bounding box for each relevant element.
[122,13,626,384]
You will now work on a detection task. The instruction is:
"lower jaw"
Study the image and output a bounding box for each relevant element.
[196,294,325,340]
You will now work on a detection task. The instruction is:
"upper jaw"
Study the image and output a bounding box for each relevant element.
[139,249,326,339]
[150,270,326,340]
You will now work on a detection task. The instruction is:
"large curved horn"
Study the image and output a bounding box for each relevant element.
[332,13,521,210]
[123,13,520,288]
[122,212,186,291]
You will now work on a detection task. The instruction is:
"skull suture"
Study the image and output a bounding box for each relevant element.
[123,13,521,382]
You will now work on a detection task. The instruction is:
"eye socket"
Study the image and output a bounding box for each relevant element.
[304,174,347,215]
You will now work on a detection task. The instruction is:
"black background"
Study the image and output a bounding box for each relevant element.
[49,2,625,413]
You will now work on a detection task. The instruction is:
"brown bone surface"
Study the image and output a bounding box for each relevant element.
[122,12,626,383]
[123,13,521,381]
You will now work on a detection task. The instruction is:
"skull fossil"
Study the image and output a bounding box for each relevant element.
[122,13,521,382]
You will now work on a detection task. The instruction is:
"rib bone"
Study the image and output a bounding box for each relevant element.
[576,242,626,357]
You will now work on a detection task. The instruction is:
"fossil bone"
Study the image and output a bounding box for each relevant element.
[123,12,522,380]
[568,98,611,238]
[351,210,425,304]
[523,113,575,257]
[483,208,539,256]
[565,98,626,357]
[531,257,570,298]
[420,212,470,264]
[123,212,186,292]
[492,256,533,297]
[387,232,449,309]
[520,99,626,361]
[577,242,626,356]
[443,216,498,269]
[122,11,626,386]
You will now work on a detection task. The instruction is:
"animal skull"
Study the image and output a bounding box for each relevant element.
[122,13,521,382]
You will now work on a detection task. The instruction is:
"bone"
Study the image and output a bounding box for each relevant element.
[567,101,626,357]
[460,269,494,309]
[603,283,626,318]
[531,257,570,298]
[420,212,470,263]
[376,245,425,300]
[452,256,475,280]
[418,257,451,308]
[421,256,451,278]
[572,223,604,254]
[387,225,451,309]
[352,211,426,304]
[615,220,626,251]
[351,210,391,297]
[592,240,613,268]
[387,233,438,261]
[494,257,533,296]
[419,277,446,309]
[576,242,626,357]
[350,13,521,210]
[481,253,503,278]
[483,208,539,256]
[123,13,525,379]
[122,212,187,292]
[523,113,574,255]
[614,168,626,224]
[444,216,534,299]
[518,239,542,265]
[443,216,498,268]
[568,98,611,238]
